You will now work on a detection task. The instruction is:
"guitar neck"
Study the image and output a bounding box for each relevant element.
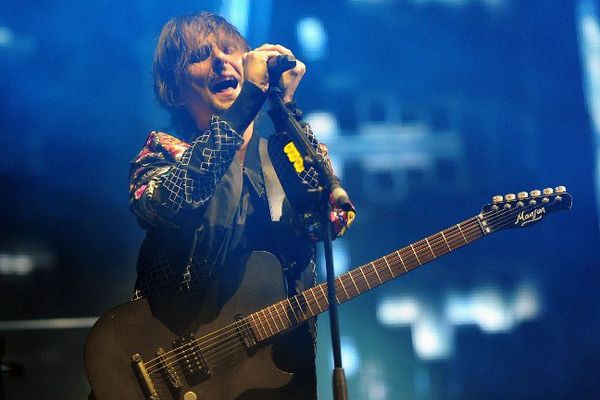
[248,215,485,342]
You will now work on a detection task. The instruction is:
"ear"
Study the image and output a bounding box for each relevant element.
[171,74,188,107]
[173,88,187,107]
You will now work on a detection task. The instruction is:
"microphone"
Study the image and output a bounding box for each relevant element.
[267,55,296,86]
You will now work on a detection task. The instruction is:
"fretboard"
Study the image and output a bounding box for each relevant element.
[248,215,485,342]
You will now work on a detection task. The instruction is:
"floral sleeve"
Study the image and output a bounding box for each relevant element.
[130,82,266,228]
[129,116,244,228]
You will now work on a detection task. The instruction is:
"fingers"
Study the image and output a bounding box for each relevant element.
[243,49,283,60]
[242,49,283,65]
[243,43,305,100]
[288,58,306,76]
[254,43,295,57]
[253,44,305,77]
[242,49,282,92]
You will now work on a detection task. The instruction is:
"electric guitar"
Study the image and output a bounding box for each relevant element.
[84,186,572,400]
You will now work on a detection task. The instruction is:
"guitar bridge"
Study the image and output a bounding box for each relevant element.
[132,353,160,400]
[172,333,210,385]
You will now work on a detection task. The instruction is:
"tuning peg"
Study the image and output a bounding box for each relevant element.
[543,188,554,195]
[517,191,528,199]
[492,195,503,204]
[504,193,516,201]
[530,190,541,197]
[555,185,566,193]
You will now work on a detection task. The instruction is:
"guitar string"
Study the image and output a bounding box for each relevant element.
[147,195,567,393]
[176,195,559,375]
[144,203,519,374]
[146,209,511,375]
[146,218,488,378]
[147,225,479,386]
[191,196,558,370]
[148,349,254,391]
[143,214,482,367]
[144,197,560,374]
[144,213,491,373]
[144,217,486,374]
[148,226,477,378]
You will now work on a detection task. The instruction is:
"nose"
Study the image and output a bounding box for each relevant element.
[212,48,228,71]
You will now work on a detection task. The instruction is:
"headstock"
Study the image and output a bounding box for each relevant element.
[478,186,572,234]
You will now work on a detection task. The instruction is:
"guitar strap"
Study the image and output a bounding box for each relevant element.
[260,137,319,351]
[259,137,310,277]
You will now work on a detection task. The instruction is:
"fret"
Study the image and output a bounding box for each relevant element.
[372,261,383,284]
[283,299,298,326]
[267,308,280,333]
[456,223,468,243]
[382,257,395,278]
[286,298,299,324]
[410,244,422,265]
[269,307,283,332]
[293,296,305,321]
[261,310,275,336]
[273,304,286,330]
[319,284,331,305]
[440,230,453,251]
[360,267,372,289]
[298,293,311,318]
[304,290,316,316]
[274,303,287,329]
[338,277,350,300]
[312,286,325,312]
[254,312,269,339]
[425,237,436,258]
[348,272,360,295]
[435,232,452,256]
[249,313,265,341]
[396,250,408,271]
[281,300,294,325]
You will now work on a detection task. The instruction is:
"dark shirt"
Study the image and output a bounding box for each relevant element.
[229,131,278,259]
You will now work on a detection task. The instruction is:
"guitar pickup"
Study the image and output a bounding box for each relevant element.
[156,347,181,390]
[235,315,257,352]
[172,333,210,385]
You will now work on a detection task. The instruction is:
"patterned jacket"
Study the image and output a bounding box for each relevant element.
[128,83,355,299]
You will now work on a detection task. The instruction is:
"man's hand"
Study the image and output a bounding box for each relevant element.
[243,44,306,103]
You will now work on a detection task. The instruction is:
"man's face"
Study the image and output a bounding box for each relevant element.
[179,36,245,129]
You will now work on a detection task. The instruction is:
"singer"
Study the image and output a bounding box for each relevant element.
[120,11,355,400]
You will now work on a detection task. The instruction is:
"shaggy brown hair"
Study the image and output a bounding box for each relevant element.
[153,12,249,131]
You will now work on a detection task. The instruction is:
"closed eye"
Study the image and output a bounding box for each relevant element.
[189,46,211,64]
[222,44,235,55]
[218,39,244,55]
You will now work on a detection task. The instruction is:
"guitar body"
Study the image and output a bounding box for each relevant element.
[85,251,294,400]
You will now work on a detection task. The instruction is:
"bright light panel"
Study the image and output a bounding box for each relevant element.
[296,17,327,61]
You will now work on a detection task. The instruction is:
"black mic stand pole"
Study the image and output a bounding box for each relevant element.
[268,81,349,400]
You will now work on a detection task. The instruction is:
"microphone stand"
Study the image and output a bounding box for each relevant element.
[268,80,350,400]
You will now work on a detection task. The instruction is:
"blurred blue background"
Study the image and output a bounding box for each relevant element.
[1,0,599,399]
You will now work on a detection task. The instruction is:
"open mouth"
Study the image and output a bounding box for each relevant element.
[211,78,238,93]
